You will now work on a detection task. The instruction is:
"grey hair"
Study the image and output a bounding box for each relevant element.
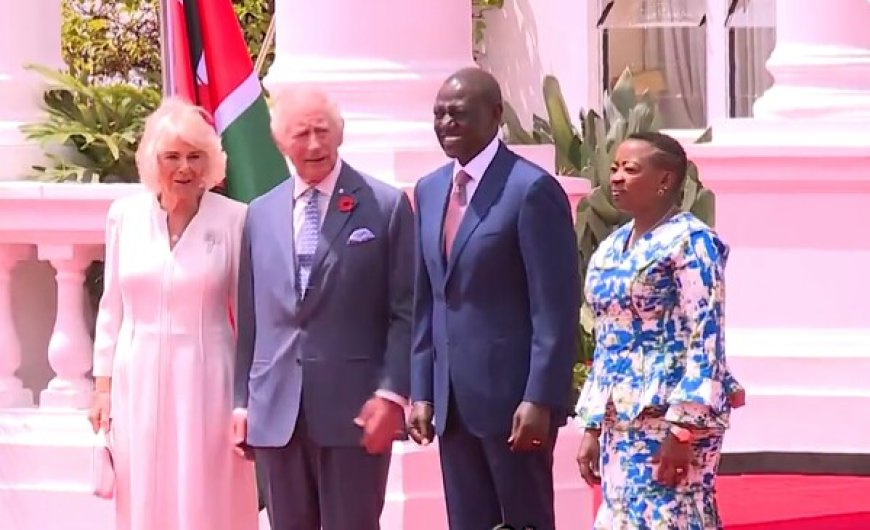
[269,85,344,138]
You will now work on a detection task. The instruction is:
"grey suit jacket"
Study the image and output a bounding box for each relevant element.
[234,162,414,447]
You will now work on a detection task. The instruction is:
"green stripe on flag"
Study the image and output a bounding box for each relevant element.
[222,97,288,203]
[182,0,204,70]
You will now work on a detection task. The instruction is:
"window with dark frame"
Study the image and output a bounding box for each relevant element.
[598,0,709,129]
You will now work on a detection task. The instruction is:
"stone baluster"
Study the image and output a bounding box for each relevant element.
[0,244,35,408]
[38,244,100,409]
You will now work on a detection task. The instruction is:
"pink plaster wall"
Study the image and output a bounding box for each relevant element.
[688,146,870,330]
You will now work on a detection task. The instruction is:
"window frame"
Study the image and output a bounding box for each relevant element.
[725,0,777,118]
[590,0,776,137]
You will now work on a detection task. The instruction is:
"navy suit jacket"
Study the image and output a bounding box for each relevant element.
[411,143,580,438]
[234,162,414,447]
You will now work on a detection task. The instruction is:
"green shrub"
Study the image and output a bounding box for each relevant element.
[62,0,274,86]
[62,0,161,86]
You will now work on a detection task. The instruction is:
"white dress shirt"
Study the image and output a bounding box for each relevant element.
[451,134,500,199]
[292,159,342,244]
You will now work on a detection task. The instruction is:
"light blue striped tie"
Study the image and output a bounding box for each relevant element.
[296,187,321,295]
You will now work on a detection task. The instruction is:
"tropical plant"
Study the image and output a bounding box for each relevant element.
[20,65,161,183]
[502,69,716,393]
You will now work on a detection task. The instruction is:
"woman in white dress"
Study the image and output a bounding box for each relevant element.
[87,97,258,530]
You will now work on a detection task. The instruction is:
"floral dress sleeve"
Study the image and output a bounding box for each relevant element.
[723,368,743,396]
[664,229,732,428]
[575,367,601,429]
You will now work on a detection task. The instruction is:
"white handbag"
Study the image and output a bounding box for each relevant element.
[91,429,115,499]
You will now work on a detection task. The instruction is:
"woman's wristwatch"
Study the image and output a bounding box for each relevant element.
[669,424,694,443]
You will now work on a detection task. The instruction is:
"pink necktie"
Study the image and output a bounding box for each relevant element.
[443,170,471,259]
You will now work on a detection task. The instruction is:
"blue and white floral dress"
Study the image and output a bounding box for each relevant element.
[576,212,741,530]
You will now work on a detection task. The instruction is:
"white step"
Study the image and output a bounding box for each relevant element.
[0,486,113,530]
[723,393,870,453]
[0,409,107,529]
[723,329,870,454]
[0,409,96,486]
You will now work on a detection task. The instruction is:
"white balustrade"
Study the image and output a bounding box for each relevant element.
[38,244,102,409]
[0,244,35,408]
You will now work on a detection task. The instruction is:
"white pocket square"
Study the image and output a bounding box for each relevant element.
[347,228,376,244]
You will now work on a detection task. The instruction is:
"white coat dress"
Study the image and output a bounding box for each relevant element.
[92,191,258,530]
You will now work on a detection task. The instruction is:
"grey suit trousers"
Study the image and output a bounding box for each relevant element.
[255,409,392,530]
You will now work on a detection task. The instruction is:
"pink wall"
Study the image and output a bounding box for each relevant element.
[687,142,870,457]
[689,145,870,330]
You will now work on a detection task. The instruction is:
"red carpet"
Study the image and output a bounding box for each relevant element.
[590,475,870,529]
[719,475,870,529]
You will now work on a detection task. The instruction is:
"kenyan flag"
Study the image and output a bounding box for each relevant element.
[164,0,287,203]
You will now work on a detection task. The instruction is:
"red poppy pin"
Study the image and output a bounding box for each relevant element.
[337,193,356,213]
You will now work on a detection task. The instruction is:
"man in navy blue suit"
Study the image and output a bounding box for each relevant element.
[407,67,580,530]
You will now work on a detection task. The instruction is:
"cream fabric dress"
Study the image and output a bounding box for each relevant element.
[92,191,258,530]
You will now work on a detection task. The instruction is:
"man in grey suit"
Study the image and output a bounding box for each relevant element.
[232,86,414,530]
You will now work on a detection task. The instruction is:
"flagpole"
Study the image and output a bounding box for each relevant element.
[159,0,172,97]
[253,12,277,80]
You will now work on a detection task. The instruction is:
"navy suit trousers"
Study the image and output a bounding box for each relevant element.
[438,389,558,530]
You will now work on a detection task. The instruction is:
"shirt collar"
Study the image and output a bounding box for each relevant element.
[293,158,342,200]
[452,135,500,182]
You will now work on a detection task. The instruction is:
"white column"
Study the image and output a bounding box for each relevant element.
[0,245,35,408]
[38,245,100,409]
[265,0,473,152]
[0,1,63,180]
[753,0,870,119]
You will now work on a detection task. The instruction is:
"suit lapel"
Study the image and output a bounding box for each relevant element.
[304,163,361,299]
[269,179,299,300]
[445,144,515,282]
[428,166,453,279]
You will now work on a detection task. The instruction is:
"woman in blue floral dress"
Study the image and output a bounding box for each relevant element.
[575,132,744,529]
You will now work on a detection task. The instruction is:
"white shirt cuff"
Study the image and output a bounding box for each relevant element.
[375,389,407,408]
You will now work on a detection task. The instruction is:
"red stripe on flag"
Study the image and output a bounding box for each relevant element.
[169,0,196,103]
[194,0,256,109]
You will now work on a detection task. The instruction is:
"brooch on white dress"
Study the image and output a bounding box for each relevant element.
[204,231,218,253]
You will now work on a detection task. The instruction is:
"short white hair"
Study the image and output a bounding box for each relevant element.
[136,97,226,194]
[269,85,344,139]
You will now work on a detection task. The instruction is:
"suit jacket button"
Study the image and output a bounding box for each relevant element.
[295,358,302,365]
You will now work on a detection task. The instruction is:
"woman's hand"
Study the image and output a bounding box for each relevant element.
[87,391,112,433]
[576,429,601,486]
[651,432,693,487]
